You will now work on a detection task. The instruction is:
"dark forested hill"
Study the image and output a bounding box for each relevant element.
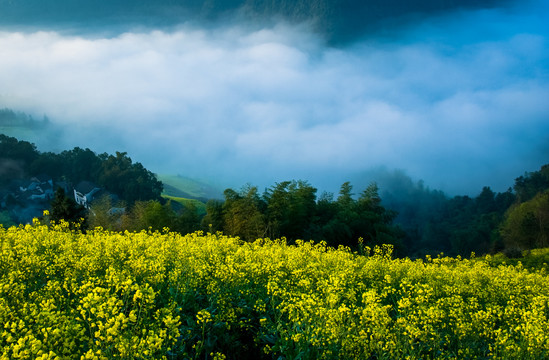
[0,134,163,224]
[0,0,513,43]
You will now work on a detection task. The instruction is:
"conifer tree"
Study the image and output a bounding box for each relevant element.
[50,187,87,229]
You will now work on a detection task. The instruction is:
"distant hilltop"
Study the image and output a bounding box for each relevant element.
[0,0,512,43]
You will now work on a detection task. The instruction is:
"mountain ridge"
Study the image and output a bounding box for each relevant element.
[0,0,514,43]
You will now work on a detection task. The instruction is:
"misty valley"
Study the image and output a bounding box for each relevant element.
[1,112,548,259]
[1,0,548,357]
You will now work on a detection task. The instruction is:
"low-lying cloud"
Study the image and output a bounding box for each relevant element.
[0,0,547,195]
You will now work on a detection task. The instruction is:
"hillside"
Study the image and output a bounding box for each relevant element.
[0,134,163,225]
[158,174,223,201]
[159,175,221,218]
[162,195,207,216]
[0,109,62,151]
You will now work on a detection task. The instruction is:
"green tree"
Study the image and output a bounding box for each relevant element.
[57,147,103,184]
[337,181,354,208]
[29,151,65,179]
[329,181,357,247]
[513,164,549,202]
[122,200,176,232]
[223,185,266,241]
[501,191,549,250]
[307,191,337,242]
[88,194,125,231]
[264,180,317,240]
[475,186,497,214]
[0,211,15,228]
[0,134,39,165]
[0,135,39,183]
[355,183,402,250]
[98,152,163,204]
[49,187,87,229]
[175,202,201,235]
[264,181,292,239]
[202,199,225,233]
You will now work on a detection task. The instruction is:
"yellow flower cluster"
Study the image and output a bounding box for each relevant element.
[0,222,548,359]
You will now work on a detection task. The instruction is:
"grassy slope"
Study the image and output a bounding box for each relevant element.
[162,195,207,215]
[159,174,223,215]
[158,174,223,200]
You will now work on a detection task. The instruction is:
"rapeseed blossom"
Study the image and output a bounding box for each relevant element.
[0,222,548,359]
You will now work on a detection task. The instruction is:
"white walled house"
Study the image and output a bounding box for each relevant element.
[74,181,101,209]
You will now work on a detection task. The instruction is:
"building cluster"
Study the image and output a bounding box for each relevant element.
[0,176,123,224]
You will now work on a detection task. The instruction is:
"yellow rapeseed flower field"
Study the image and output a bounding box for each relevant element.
[0,221,548,359]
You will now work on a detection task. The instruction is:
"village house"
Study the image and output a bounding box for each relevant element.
[18,174,54,201]
[73,181,101,209]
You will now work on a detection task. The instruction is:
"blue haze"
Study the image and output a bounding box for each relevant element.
[0,0,547,195]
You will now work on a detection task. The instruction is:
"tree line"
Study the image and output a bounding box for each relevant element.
[198,165,549,257]
[74,179,403,255]
[202,180,404,251]
[57,163,549,259]
[0,134,163,204]
[0,108,49,127]
[378,165,549,257]
[2,134,548,258]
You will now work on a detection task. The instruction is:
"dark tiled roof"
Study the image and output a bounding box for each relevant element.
[34,174,52,183]
[75,181,99,194]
